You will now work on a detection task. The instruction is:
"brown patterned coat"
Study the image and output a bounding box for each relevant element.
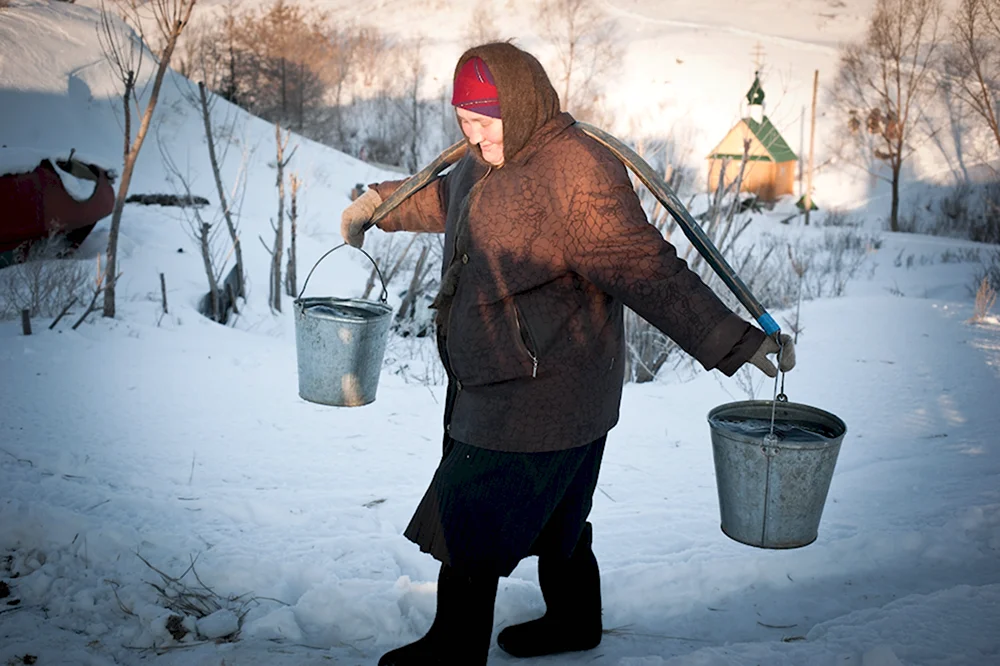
[372,46,764,453]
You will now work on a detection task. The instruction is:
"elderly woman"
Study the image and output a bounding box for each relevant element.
[341,42,794,666]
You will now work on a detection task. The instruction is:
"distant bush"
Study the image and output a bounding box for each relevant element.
[822,209,863,228]
[940,247,981,264]
[903,181,1000,244]
[896,210,919,234]
[0,0,12,9]
[971,182,1000,245]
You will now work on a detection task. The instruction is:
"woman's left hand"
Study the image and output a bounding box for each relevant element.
[341,188,382,248]
[748,333,796,377]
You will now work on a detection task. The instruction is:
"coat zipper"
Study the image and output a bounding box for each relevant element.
[513,303,539,378]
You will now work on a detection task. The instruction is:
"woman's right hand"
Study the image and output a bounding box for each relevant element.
[340,188,382,248]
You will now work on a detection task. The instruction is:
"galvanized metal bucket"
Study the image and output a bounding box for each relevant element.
[293,245,392,407]
[707,400,847,549]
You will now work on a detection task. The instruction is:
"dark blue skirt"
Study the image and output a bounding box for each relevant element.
[403,435,606,578]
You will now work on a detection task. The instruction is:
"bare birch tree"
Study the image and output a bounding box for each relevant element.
[178,11,396,151]
[327,27,360,148]
[158,131,246,324]
[946,0,1000,163]
[464,1,503,47]
[177,0,242,105]
[179,0,337,138]
[398,38,427,173]
[196,81,245,298]
[535,0,621,122]
[832,0,944,232]
[236,0,332,131]
[354,26,392,90]
[101,0,198,318]
[261,124,295,313]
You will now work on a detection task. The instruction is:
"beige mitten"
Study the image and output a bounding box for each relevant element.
[340,188,382,248]
[748,333,796,378]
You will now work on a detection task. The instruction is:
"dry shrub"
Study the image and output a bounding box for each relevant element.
[970,276,997,323]
[0,240,89,320]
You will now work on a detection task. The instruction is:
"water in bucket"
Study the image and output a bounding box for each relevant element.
[708,417,841,443]
[306,301,382,321]
[707,401,847,549]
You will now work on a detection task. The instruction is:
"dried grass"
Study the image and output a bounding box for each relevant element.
[970,276,997,323]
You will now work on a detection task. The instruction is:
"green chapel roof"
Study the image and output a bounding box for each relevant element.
[746,116,797,162]
[708,116,798,163]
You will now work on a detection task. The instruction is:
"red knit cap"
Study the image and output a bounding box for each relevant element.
[451,56,501,118]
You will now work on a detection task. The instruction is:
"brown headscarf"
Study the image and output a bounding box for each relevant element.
[453,43,562,165]
[431,44,563,314]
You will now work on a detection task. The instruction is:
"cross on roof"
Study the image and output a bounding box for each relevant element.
[752,41,766,71]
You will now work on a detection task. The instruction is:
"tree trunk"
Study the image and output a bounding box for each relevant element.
[271,123,286,312]
[199,81,244,297]
[200,222,221,321]
[102,151,135,320]
[334,78,346,146]
[123,73,133,161]
[890,162,901,232]
[226,38,238,103]
[410,82,419,172]
[297,62,305,132]
[280,57,287,121]
[980,67,1000,154]
[563,40,574,105]
[805,69,818,226]
[284,173,298,297]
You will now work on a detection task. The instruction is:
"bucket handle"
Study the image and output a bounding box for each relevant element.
[298,243,389,303]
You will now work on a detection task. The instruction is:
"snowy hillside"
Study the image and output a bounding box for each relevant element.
[1,1,999,666]
[1,0,402,321]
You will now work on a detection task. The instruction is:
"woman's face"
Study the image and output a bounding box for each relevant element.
[457,107,505,166]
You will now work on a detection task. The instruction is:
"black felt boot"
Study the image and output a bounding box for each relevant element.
[378,564,498,666]
[497,523,602,658]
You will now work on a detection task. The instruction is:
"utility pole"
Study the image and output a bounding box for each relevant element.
[805,69,818,226]
[799,105,805,198]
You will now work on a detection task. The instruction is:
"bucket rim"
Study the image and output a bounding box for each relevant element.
[294,296,393,321]
[707,399,847,448]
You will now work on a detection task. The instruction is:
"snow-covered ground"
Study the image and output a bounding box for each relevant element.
[2,0,999,664]
[2,225,999,666]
